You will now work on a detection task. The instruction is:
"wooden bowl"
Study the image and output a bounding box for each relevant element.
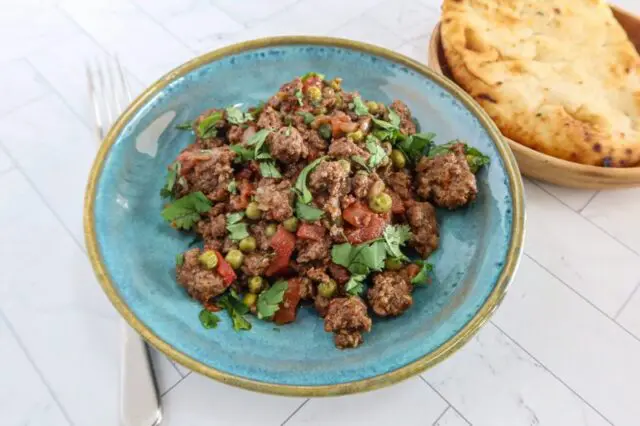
[427,6,640,189]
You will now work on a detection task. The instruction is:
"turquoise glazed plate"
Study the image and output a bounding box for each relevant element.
[85,36,524,396]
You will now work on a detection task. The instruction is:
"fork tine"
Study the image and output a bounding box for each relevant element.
[114,55,132,104]
[86,61,105,141]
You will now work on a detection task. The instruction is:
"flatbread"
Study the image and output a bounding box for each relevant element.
[440,0,640,167]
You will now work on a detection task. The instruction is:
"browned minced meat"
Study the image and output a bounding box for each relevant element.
[406,202,439,258]
[227,125,244,144]
[296,239,331,263]
[368,271,413,317]
[352,171,381,199]
[314,295,331,317]
[309,160,349,197]
[254,179,294,221]
[196,214,226,248]
[250,223,271,251]
[306,267,331,284]
[257,105,282,129]
[267,127,308,163]
[181,146,235,196]
[390,100,416,135]
[328,137,370,161]
[324,297,373,349]
[298,127,327,152]
[328,263,350,285]
[416,143,478,209]
[299,277,315,301]
[384,170,413,200]
[176,248,228,304]
[241,252,272,277]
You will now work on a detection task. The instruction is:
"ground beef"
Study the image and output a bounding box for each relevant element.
[257,106,282,129]
[406,202,439,258]
[241,253,271,277]
[314,295,331,317]
[298,127,327,152]
[181,146,235,196]
[322,195,342,222]
[299,277,315,301]
[193,108,226,145]
[227,125,244,144]
[390,100,416,135]
[340,194,357,210]
[306,267,331,284]
[416,143,478,209]
[328,137,370,160]
[352,172,381,199]
[254,179,294,221]
[296,239,331,263]
[324,297,372,349]
[384,170,413,200]
[368,271,413,316]
[282,162,306,181]
[221,237,237,254]
[328,263,350,285]
[267,127,308,163]
[250,223,271,251]
[196,214,226,247]
[176,248,228,304]
[309,160,349,197]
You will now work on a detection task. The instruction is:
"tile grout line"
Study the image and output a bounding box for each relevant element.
[489,321,615,426]
[431,404,451,426]
[577,190,600,213]
[524,252,640,344]
[614,280,640,320]
[0,310,75,426]
[280,398,310,425]
[418,376,473,426]
[160,371,191,398]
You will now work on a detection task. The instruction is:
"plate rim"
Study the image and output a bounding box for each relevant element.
[83,35,525,397]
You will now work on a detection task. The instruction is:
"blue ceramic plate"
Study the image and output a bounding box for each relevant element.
[85,37,524,396]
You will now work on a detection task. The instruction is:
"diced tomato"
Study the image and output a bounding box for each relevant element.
[404,264,421,281]
[296,223,325,241]
[273,278,302,325]
[343,202,374,227]
[388,191,406,215]
[265,226,297,277]
[330,116,358,138]
[328,263,350,285]
[229,180,254,211]
[346,214,386,245]
[214,251,236,286]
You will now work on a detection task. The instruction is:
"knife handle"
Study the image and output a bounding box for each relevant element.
[120,323,163,426]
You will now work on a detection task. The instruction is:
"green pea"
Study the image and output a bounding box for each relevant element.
[248,276,264,294]
[197,250,218,269]
[225,249,244,270]
[245,201,261,220]
[390,149,406,169]
[318,123,332,140]
[348,130,364,142]
[239,236,257,253]
[283,217,299,232]
[366,101,379,113]
[385,257,404,271]
[307,86,322,103]
[243,293,257,307]
[265,223,277,237]
[318,279,337,298]
[369,192,392,214]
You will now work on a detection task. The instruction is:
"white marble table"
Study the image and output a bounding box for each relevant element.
[1,0,639,425]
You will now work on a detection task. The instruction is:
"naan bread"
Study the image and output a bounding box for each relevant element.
[441,0,640,167]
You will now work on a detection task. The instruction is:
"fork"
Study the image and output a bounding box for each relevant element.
[87,57,163,426]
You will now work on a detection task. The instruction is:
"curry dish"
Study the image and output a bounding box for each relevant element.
[160,73,489,349]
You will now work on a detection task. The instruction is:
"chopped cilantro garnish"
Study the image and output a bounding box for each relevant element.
[227,179,238,194]
[388,108,401,127]
[345,274,366,296]
[175,253,184,266]
[259,161,282,178]
[353,96,369,116]
[230,145,255,163]
[175,121,193,130]
[225,105,253,124]
[382,224,412,261]
[160,162,181,199]
[331,240,387,276]
[398,132,435,163]
[218,291,252,331]
[161,192,212,231]
[294,90,304,106]
[371,116,398,131]
[297,111,316,125]
[365,135,387,168]
[226,212,249,241]
[411,261,434,286]
[293,156,327,204]
[351,155,371,172]
[295,202,324,222]
[257,280,288,320]
[198,309,220,329]
[301,72,325,81]
[429,142,490,173]
[197,111,223,139]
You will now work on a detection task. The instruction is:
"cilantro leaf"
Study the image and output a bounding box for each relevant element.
[197,111,223,139]
[428,142,490,173]
[365,135,387,168]
[259,161,282,178]
[331,240,387,275]
[199,309,220,329]
[230,144,255,162]
[246,128,271,147]
[382,224,412,260]
[398,132,435,163]
[411,261,434,286]
[218,291,252,331]
[160,162,181,199]
[257,280,288,320]
[294,156,327,204]
[301,71,325,81]
[250,101,265,120]
[176,253,184,266]
[227,179,238,194]
[297,111,316,125]
[161,192,212,231]
[255,151,273,160]
[351,155,371,172]
[353,96,369,116]
[295,202,324,221]
[345,274,366,296]
[226,212,249,241]
[175,121,193,130]
[294,90,304,106]
[371,117,398,131]
[388,108,401,127]
[225,105,253,124]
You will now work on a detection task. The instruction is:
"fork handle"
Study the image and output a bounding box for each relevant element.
[120,323,162,426]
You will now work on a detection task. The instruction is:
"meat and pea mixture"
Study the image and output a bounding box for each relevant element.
[161,73,489,349]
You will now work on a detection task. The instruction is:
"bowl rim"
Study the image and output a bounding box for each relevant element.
[429,17,640,182]
[83,35,525,397]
